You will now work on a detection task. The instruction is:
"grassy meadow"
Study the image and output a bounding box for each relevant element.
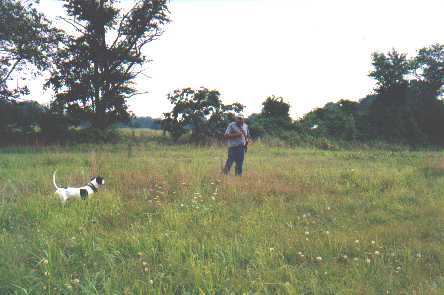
[0,132,444,294]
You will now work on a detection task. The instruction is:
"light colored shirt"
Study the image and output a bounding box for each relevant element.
[225,122,249,148]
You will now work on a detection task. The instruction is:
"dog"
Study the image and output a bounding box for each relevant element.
[53,170,105,203]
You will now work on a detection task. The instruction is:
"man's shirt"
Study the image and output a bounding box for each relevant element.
[225,122,249,148]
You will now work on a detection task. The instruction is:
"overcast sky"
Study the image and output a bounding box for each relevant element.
[28,0,444,118]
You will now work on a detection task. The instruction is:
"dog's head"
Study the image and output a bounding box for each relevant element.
[90,176,105,188]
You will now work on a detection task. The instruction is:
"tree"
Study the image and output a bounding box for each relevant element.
[247,96,292,138]
[367,49,418,141]
[413,44,444,95]
[161,88,244,142]
[410,44,444,145]
[0,0,60,100]
[299,100,360,141]
[46,0,170,129]
[261,95,291,121]
[366,47,444,145]
[369,49,411,93]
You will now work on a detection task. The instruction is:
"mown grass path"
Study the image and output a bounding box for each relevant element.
[1,142,443,294]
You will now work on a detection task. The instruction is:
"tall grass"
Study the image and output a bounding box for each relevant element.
[0,137,443,294]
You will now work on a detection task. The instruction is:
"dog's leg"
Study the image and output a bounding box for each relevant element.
[80,189,88,200]
[56,191,66,204]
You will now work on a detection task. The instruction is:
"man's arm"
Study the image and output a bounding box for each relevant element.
[243,125,250,142]
[224,123,242,140]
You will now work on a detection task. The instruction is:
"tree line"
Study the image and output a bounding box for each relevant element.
[161,47,444,147]
[1,0,443,147]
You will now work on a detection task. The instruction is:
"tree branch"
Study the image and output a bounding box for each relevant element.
[125,90,149,98]
[0,58,22,84]
[57,16,87,34]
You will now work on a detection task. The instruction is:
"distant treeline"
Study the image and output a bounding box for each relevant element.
[115,117,161,130]
[1,0,444,147]
[161,47,444,148]
[2,46,444,148]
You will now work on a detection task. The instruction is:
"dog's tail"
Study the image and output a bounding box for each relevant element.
[53,170,60,190]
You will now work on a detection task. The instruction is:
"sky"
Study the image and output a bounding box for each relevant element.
[27,0,444,119]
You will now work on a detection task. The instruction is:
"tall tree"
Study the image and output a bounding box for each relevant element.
[367,49,419,141]
[247,96,292,138]
[413,43,444,95]
[0,0,60,100]
[369,49,411,93]
[161,88,244,142]
[261,95,291,122]
[410,44,444,145]
[46,0,170,129]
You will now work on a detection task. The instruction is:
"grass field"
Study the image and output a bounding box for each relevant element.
[1,134,444,294]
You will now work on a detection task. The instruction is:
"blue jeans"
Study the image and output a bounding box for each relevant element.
[224,145,245,176]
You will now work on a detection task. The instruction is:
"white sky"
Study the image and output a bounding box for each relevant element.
[27,0,444,119]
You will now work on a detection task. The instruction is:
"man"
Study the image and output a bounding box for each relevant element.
[223,115,249,176]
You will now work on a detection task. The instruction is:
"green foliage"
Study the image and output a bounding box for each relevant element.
[0,100,126,145]
[298,47,444,147]
[300,100,360,141]
[46,0,170,129]
[0,100,44,134]
[0,0,60,100]
[161,87,244,142]
[413,43,444,95]
[368,48,444,145]
[370,49,411,92]
[248,96,293,138]
[261,95,291,121]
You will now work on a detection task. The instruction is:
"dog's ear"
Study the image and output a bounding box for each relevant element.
[96,177,104,185]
